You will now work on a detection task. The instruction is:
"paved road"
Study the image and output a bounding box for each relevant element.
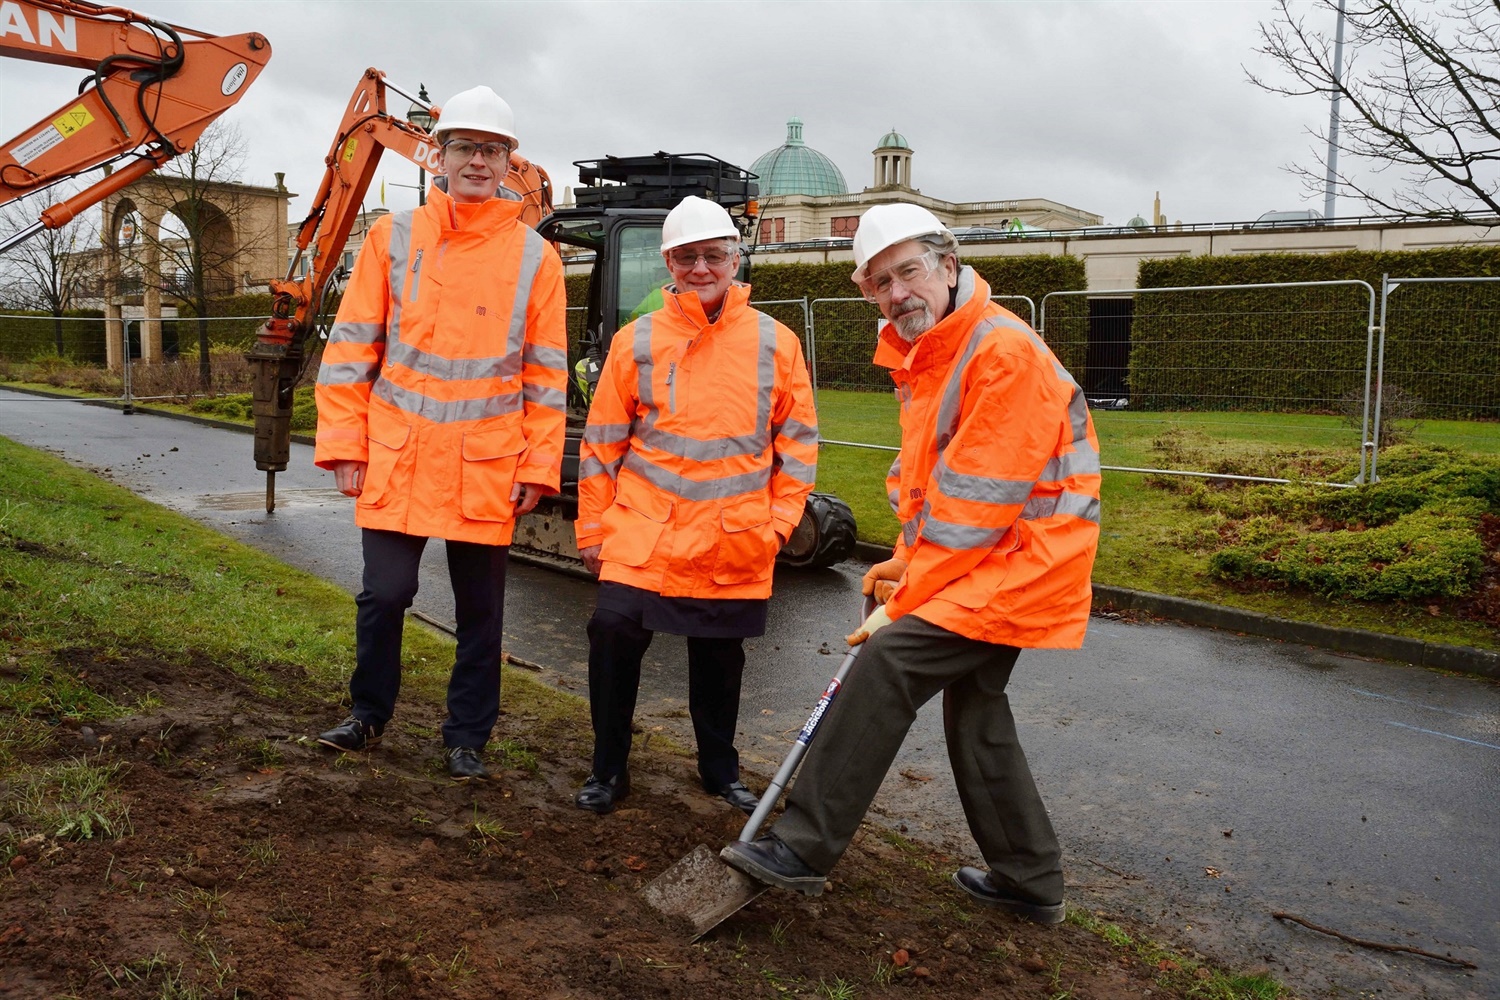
[3,390,1497,999]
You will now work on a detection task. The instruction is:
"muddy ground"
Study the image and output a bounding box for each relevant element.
[0,646,1245,1000]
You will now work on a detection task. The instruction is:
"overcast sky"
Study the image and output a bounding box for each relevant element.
[2,0,1348,232]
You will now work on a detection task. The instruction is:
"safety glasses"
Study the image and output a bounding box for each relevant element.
[666,246,738,269]
[859,251,940,302]
[442,139,511,164]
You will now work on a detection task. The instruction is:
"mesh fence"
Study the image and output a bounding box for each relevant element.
[1378,276,1500,423]
[1039,282,1378,482]
[808,297,888,392]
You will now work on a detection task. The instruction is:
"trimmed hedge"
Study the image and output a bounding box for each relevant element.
[0,310,108,364]
[1129,247,1500,417]
[163,293,278,356]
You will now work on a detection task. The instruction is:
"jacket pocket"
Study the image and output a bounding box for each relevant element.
[358,415,411,510]
[711,495,776,585]
[460,424,525,522]
[599,479,672,568]
[945,522,1025,610]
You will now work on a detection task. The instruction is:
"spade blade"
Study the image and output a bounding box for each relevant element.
[640,843,769,940]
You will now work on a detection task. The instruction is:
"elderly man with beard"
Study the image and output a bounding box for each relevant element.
[722,204,1101,924]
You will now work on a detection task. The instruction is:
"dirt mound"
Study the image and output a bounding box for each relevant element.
[1,649,1187,999]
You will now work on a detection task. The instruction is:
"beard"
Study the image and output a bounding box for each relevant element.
[890,298,935,339]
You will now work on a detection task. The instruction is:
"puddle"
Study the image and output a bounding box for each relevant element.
[194,488,348,511]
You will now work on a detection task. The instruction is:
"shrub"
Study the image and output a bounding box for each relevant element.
[1209,499,1486,600]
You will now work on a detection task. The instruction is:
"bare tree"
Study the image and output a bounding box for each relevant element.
[1249,0,1500,221]
[0,188,99,355]
[120,121,277,387]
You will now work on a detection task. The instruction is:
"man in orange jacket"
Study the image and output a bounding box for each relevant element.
[310,85,567,781]
[573,196,819,815]
[723,204,1101,923]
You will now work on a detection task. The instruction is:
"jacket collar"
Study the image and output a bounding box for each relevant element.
[873,265,990,373]
[662,280,752,330]
[422,181,524,233]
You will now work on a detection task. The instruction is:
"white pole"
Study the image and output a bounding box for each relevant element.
[1324,0,1348,220]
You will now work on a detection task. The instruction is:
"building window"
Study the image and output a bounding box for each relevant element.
[830,216,860,238]
[758,217,785,244]
[342,251,354,270]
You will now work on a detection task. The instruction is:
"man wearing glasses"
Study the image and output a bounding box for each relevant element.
[722,203,1101,924]
[573,196,819,815]
[312,85,567,782]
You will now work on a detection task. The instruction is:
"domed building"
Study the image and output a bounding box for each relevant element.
[749,121,1101,246]
[750,118,847,198]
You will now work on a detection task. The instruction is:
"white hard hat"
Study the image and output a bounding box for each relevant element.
[433,85,519,149]
[851,203,949,282]
[661,196,740,252]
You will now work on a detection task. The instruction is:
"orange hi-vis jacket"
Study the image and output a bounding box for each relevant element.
[575,282,819,600]
[875,267,1101,648]
[313,184,567,546]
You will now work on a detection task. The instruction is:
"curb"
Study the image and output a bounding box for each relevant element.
[9,389,1497,682]
[849,541,1500,681]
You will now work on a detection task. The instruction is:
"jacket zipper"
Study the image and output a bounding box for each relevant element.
[408,249,423,302]
[666,361,677,413]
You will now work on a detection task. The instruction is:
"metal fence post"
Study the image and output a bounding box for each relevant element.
[121,319,134,415]
[1363,274,1388,483]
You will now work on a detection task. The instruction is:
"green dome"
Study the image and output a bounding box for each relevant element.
[876,128,909,150]
[751,118,848,197]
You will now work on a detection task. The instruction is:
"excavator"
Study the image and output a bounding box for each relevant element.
[0,0,270,253]
[244,71,857,572]
[0,2,856,570]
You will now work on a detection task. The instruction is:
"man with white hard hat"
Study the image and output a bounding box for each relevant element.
[312,85,567,782]
[572,195,820,815]
[723,203,1102,924]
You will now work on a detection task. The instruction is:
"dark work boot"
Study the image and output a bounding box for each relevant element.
[316,715,382,752]
[446,747,491,782]
[575,773,630,814]
[720,835,825,895]
[952,867,1064,924]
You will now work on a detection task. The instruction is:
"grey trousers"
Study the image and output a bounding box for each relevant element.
[773,613,1064,904]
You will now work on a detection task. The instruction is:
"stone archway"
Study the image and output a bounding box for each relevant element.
[98,173,288,371]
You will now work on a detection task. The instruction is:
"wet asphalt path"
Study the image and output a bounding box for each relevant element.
[3,390,1497,999]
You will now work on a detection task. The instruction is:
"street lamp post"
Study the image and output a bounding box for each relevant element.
[407,84,434,207]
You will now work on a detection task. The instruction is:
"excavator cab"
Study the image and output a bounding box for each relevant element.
[512,153,856,571]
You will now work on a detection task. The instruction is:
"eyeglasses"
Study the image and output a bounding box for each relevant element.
[859,251,940,301]
[442,139,511,164]
[667,246,738,269]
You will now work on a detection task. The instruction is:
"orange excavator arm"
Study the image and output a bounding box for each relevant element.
[0,0,270,252]
[246,67,552,511]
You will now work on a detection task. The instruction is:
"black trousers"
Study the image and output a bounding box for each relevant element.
[586,607,745,790]
[349,527,509,749]
[773,614,1063,904]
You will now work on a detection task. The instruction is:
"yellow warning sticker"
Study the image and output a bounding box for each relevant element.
[53,105,95,138]
[342,138,359,162]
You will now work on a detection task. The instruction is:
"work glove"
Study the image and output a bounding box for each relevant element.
[846,603,893,646]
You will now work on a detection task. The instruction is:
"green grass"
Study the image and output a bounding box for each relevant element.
[810,389,1500,651]
[1066,908,1285,1000]
[0,436,503,857]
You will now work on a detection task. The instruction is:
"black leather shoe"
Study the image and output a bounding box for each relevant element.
[719,835,825,895]
[575,772,629,814]
[952,866,1065,924]
[713,781,759,815]
[447,746,491,782]
[316,715,382,752]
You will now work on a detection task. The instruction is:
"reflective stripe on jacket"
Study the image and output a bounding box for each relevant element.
[875,267,1100,647]
[575,282,819,599]
[312,184,567,545]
